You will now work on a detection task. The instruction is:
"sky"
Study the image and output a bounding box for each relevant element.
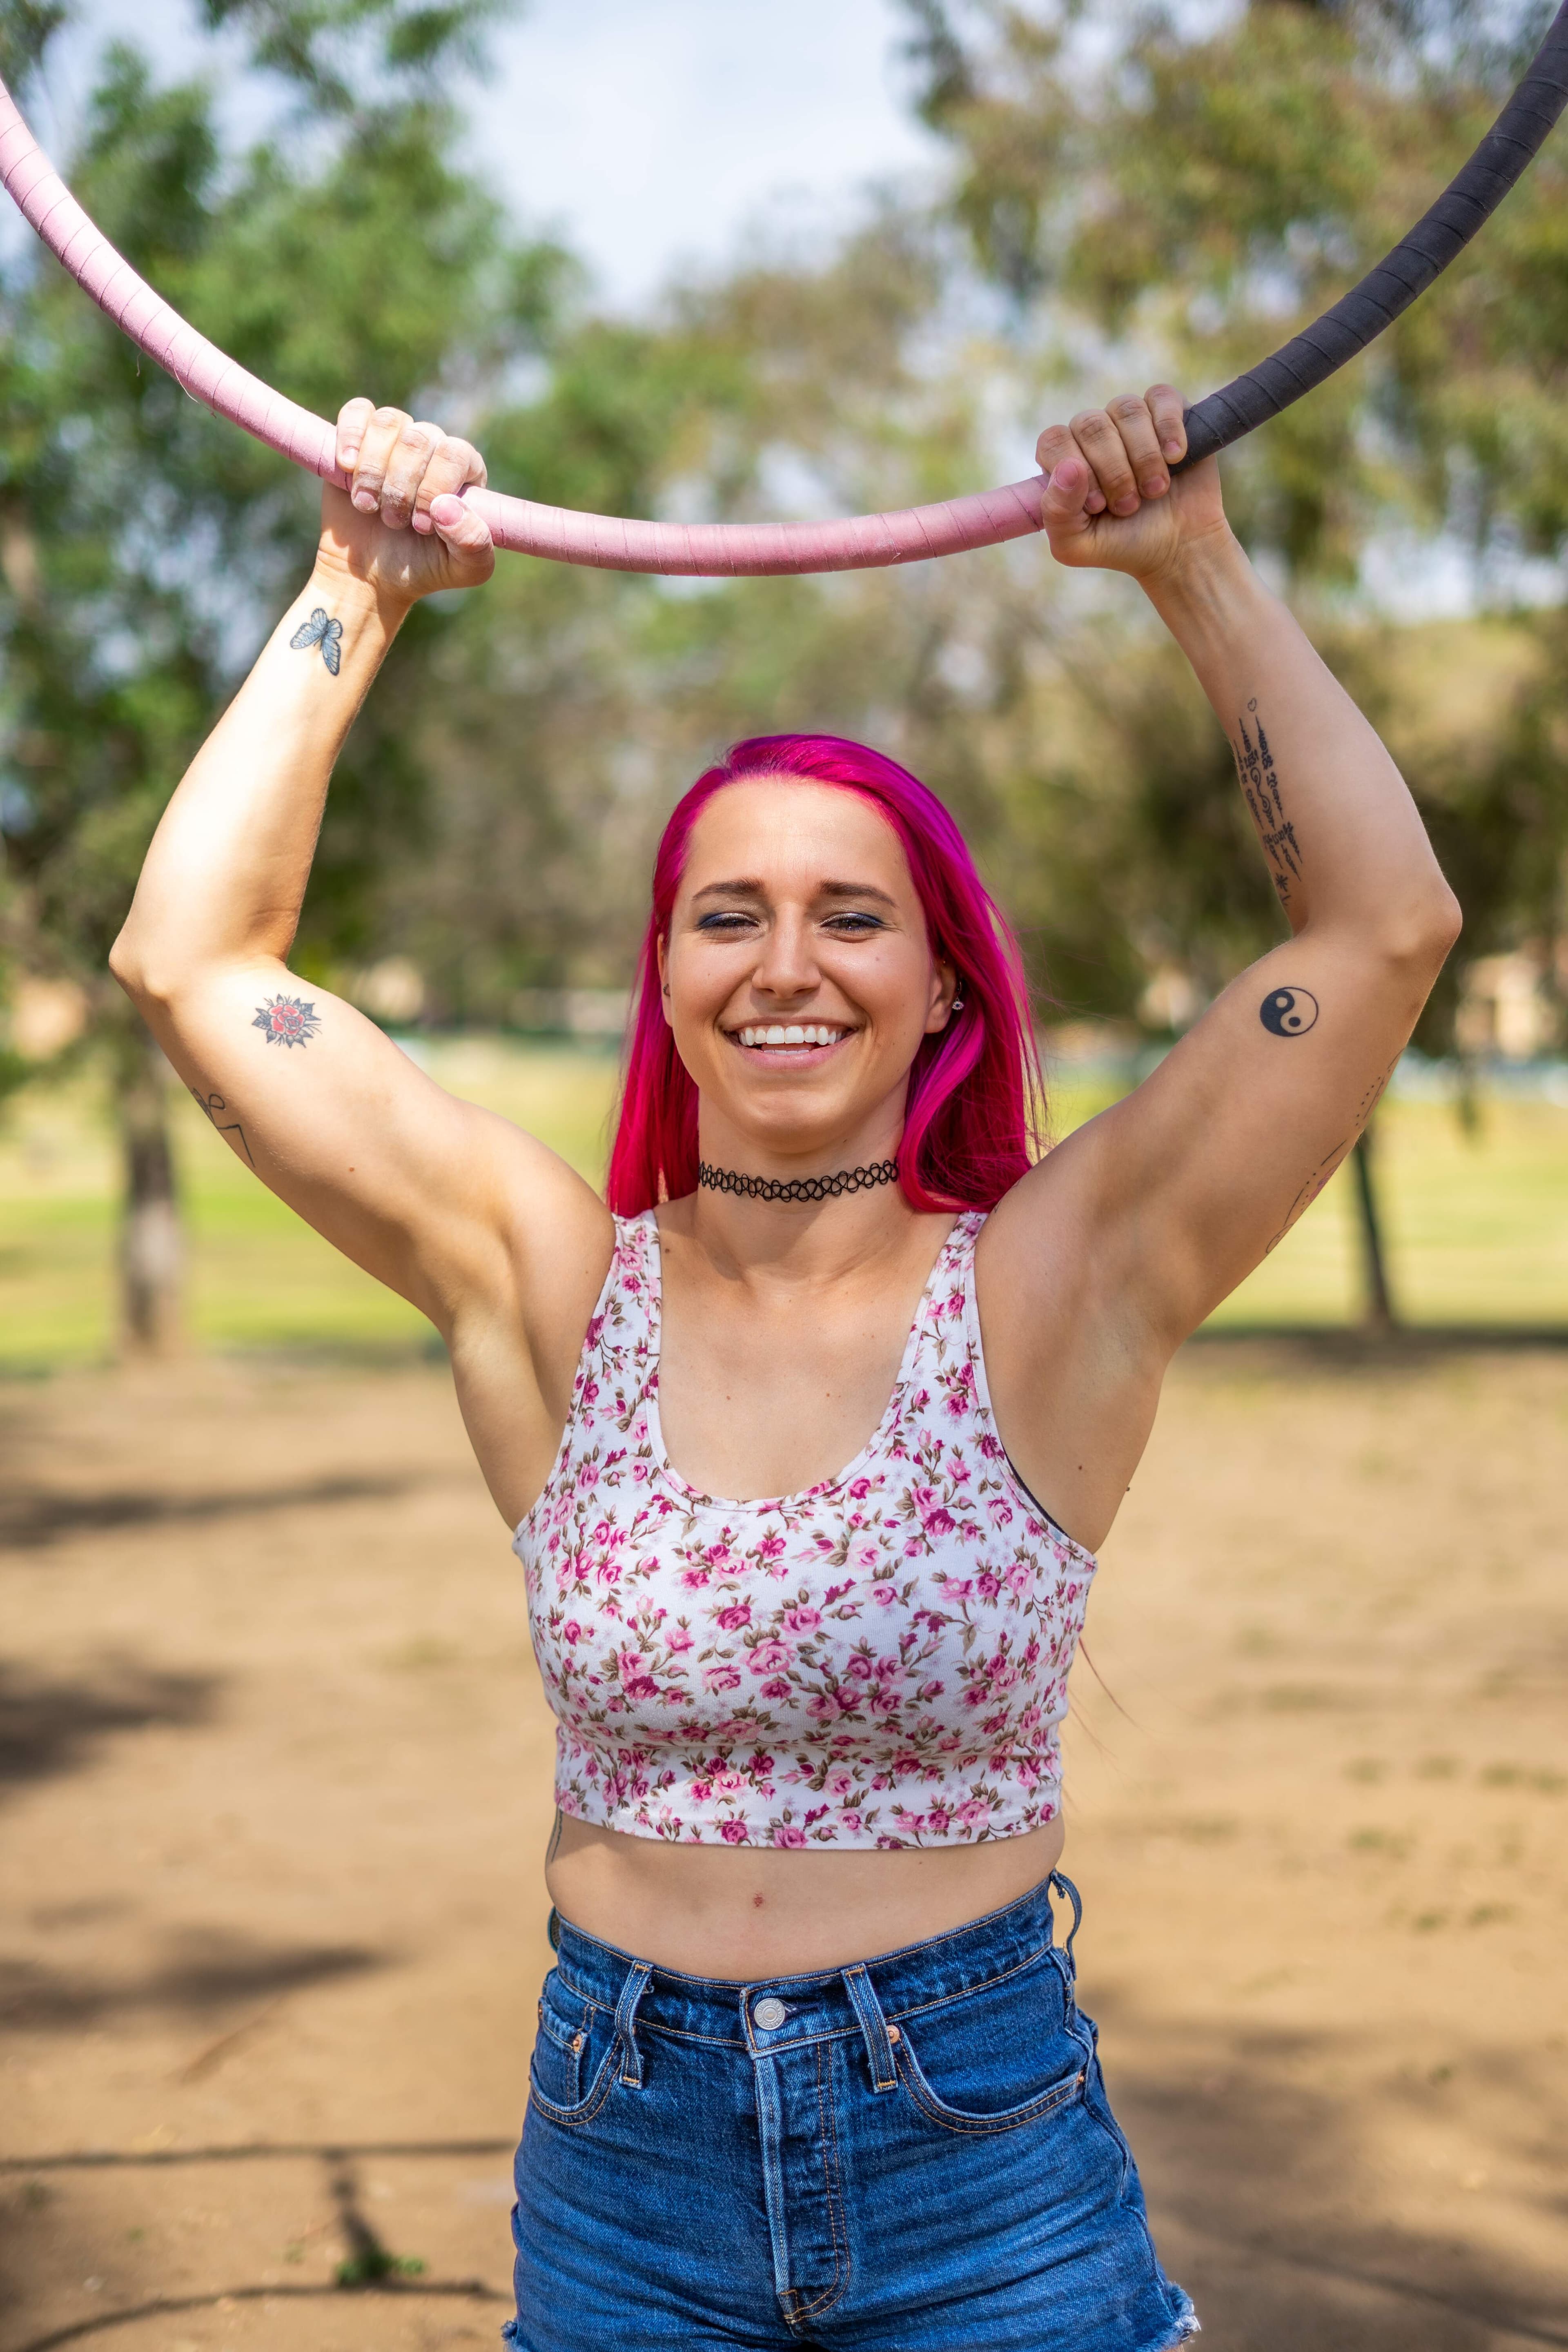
[37,0,944,312]
[482,0,943,309]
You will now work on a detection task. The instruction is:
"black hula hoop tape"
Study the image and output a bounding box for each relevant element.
[1180,0,1568,468]
[1,3,1566,570]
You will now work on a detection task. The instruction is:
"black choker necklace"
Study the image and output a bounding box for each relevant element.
[697,1158,900,1204]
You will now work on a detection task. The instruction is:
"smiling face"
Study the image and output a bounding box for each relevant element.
[659,777,956,1174]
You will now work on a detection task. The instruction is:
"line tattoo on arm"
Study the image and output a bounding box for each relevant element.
[253,994,321,1048]
[1235,701,1301,905]
[1264,1054,1399,1253]
[190,1088,255,1167]
[290,607,343,675]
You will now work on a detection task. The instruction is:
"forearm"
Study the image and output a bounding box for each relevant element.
[112,547,410,999]
[1140,530,1457,953]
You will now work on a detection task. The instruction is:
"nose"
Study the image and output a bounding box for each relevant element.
[750,908,820,1004]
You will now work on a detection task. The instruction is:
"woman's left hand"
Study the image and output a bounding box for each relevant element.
[1036,388,1228,583]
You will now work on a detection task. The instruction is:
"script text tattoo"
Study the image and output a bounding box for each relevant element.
[1236,701,1302,904]
[190,1088,255,1167]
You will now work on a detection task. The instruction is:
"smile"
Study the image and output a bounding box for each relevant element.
[729,1023,852,1052]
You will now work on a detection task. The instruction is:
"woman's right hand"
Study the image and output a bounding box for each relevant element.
[317,396,496,603]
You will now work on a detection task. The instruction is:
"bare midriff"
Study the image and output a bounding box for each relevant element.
[544,1812,1067,1980]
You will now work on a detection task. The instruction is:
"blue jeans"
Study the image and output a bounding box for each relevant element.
[504,1873,1196,2350]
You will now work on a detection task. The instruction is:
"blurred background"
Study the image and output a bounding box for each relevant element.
[2,1,1565,2347]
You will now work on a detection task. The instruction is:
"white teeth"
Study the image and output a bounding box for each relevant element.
[735,1022,850,1049]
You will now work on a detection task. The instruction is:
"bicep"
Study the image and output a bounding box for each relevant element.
[1079,929,1438,1336]
[143,959,596,1322]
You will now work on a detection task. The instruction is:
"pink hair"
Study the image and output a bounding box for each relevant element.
[606,734,1044,1215]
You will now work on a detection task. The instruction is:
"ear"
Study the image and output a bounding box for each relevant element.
[925,957,959,1035]
[656,932,673,1027]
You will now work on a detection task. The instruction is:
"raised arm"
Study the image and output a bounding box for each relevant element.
[110,400,612,1506]
[981,389,1461,1541]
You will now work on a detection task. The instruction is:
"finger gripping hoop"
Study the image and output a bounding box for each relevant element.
[2,5,1566,578]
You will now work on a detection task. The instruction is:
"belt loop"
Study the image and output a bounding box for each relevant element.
[613,1960,653,2088]
[1048,1870,1083,1980]
[841,1962,898,2092]
[547,1907,561,1953]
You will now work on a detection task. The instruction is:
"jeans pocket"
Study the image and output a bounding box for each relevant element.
[528,1970,613,2122]
[1075,2014,1136,2197]
[895,1952,1087,2135]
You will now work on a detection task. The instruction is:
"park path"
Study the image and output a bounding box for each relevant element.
[2,1344,1565,2350]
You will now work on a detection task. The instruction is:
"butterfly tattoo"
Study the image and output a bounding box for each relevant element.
[290,606,343,675]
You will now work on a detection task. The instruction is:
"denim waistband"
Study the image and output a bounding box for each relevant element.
[547,1871,1081,2075]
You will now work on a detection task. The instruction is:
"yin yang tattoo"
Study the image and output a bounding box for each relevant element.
[1260,985,1319,1037]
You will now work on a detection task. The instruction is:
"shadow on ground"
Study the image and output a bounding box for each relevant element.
[1102,2002,1568,2350]
[0,1927,382,2031]
[0,1657,219,1799]
[0,1474,436,1549]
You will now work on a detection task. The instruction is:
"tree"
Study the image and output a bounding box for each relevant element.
[891,0,1568,1319]
[0,0,564,1349]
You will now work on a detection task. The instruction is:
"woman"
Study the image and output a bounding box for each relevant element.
[112,385,1459,2350]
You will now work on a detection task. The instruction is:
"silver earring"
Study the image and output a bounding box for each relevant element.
[950,990,966,1016]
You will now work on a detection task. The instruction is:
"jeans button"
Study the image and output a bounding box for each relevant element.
[753,1996,787,2031]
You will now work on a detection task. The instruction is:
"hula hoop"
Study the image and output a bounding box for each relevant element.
[2,6,1566,577]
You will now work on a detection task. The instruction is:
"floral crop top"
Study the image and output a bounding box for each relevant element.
[513,1210,1097,1849]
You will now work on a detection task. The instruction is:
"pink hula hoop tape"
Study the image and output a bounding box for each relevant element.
[3,10,1567,577]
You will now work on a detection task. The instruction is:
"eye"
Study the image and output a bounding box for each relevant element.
[695,910,758,934]
[823,911,886,935]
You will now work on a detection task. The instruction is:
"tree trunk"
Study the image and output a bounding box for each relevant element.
[114,1022,184,1356]
[1351,1121,1396,1332]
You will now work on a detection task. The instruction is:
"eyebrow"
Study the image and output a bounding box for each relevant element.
[691,878,899,907]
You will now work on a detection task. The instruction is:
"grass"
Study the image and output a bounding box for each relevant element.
[1049,1069,1568,1331]
[0,1038,616,1373]
[1,1040,1565,1372]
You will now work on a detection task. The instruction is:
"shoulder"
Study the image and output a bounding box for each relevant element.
[444,1117,616,1377]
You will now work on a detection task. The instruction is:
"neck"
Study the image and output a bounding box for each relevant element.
[675,1107,940,1283]
[682,1185,936,1292]
[665,1145,932,1291]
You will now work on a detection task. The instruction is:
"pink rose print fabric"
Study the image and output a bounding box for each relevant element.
[514,1211,1096,1849]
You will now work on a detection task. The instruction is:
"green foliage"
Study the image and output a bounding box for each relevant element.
[889,0,1568,1043]
[373,0,1564,1049]
[0,0,65,94]
[0,0,559,1032]
[897,0,1568,572]
[2,0,1564,1208]
[199,0,503,109]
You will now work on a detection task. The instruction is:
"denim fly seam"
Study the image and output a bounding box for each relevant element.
[508,1873,1199,2352]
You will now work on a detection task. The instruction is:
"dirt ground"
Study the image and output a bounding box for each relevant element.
[1,1341,1565,2352]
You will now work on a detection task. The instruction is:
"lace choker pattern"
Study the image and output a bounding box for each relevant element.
[697,1158,900,1204]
